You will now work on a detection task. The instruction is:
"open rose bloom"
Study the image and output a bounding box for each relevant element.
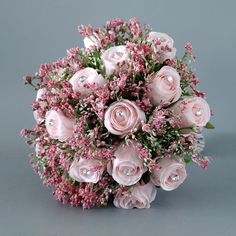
[147,66,182,105]
[104,99,145,135]
[151,157,187,191]
[22,18,214,209]
[108,142,147,186]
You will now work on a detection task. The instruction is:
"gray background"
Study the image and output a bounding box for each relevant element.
[0,0,235,235]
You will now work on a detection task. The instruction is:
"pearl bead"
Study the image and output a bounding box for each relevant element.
[79,76,86,82]
[123,168,132,176]
[48,119,54,126]
[116,110,124,117]
[82,168,90,176]
[172,174,180,182]
[195,109,202,116]
[167,76,174,83]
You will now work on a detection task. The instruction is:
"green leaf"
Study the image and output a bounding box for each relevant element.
[107,74,115,81]
[101,202,108,206]
[56,166,63,174]
[96,189,102,195]
[183,154,192,164]
[204,122,215,129]
[137,37,142,45]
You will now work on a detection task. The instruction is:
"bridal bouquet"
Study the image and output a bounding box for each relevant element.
[21,18,214,209]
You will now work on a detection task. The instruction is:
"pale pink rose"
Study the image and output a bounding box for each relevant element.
[109,142,146,186]
[33,111,43,124]
[114,182,157,209]
[151,157,187,191]
[113,190,133,209]
[36,88,47,102]
[69,158,105,183]
[45,110,75,142]
[101,45,129,76]
[104,99,145,135]
[69,68,106,96]
[33,88,47,124]
[171,97,211,128]
[147,31,176,61]
[148,66,182,105]
[83,33,100,49]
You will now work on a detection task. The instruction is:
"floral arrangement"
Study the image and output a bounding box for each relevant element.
[21,18,214,209]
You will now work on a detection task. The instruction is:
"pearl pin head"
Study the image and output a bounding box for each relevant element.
[172,174,180,182]
[195,109,202,116]
[48,119,54,126]
[167,76,174,83]
[116,110,124,117]
[123,167,132,176]
[79,76,87,83]
[82,168,90,176]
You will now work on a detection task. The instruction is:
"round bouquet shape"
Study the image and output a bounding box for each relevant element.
[21,18,214,209]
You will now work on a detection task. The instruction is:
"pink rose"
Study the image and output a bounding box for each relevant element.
[151,157,187,191]
[101,45,129,76]
[36,88,47,102]
[104,99,145,135]
[147,31,176,61]
[45,110,75,141]
[109,142,146,186]
[33,88,47,124]
[33,111,43,124]
[69,158,105,183]
[114,182,157,209]
[83,33,100,49]
[70,68,106,96]
[171,97,211,128]
[148,66,182,105]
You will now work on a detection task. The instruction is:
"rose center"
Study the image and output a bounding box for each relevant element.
[158,37,166,43]
[122,167,133,176]
[113,52,123,60]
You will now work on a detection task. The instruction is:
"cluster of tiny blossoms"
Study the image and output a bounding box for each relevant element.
[21,18,214,209]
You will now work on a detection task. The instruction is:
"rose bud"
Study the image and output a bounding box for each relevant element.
[101,45,129,76]
[45,110,75,142]
[114,182,157,209]
[151,157,187,191]
[147,31,176,61]
[109,142,146,186]
[69,158,105,183]
[33,88,47,124]
[83,32,101,49]
[147,66,182,105]
[70,67,106,97]
[170,97,211,128]
[104,99,145,136]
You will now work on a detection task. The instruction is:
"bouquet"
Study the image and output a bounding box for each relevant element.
[21,18,214,209]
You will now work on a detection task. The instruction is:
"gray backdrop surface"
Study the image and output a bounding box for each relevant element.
[0,0,235,235]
